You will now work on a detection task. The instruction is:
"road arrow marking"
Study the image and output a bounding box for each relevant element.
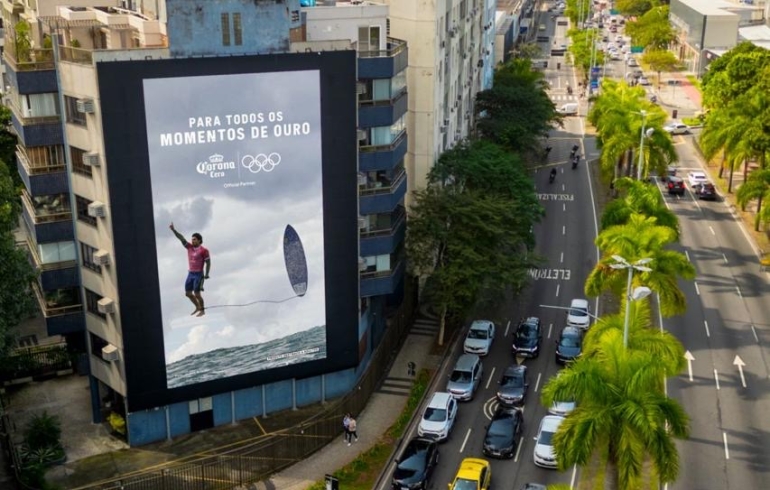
[684,351,695,382]
[733,355,747,388]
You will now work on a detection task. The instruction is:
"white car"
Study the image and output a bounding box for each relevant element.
[687,171,708,188]
[463,320,495,356]
[664,122,689,135]
[533,415,565,468]
[549,400,576,417]
[418,392,458,442]
[566,298,591,329]
[626,57,638,67]
[638,76,651,86]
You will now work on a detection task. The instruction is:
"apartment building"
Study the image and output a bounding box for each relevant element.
[4,0,408,445]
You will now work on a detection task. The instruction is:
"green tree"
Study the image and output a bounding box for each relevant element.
[0,107,21,190]
[624,6,675,49]
[541,330,689,489]
[567,28,605,76]
[585,214,696,317]
[600,178,679,239]
[701,42,770,109]
[516,43,542,60]
[641,49,680,84]
[475,59,561,153]
[736,169,770,231]
[616,0,655,17]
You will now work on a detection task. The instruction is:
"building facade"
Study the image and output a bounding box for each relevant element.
[4,0,407,445]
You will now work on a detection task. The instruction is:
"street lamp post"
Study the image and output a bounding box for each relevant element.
[609,255,653,348]
[635,111,655,181]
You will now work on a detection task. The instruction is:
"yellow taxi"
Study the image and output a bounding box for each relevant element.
[448,457,491,490]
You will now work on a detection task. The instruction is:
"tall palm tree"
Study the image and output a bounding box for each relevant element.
[541,336,690,490]
[601,178,680,239]
[736,168,770,231]
[699,105,758,193]
[585,214,695,316]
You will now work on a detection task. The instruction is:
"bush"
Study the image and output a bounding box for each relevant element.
[24,412,61,450]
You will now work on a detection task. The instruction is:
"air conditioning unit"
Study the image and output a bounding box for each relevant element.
[76,98,95,114]
[443,119,450,126]
[87,201,106,218]
[357,129,367,141]
[101,344,119,362]
[97,297,115,315]
[357,173,367,186]
[93,249,111,266]
[358,257,367,272]
[82,152,100,167]
[358,216,367,229]
[356,82,366,95]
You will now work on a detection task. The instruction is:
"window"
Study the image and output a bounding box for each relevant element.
[89,332,109,361]
[70,145,91,177]
[39,241,76,264]
[81,242,102,273]
[372,79,390,101]
[391,71,406,96]
[85,288,106,319]
[64,96,86,126]
[189,397,213,414]
[22,93,59,118]
[75,195,97,227]
[357,26,381,51]
[221,13,231,46]
[233,13,243,46]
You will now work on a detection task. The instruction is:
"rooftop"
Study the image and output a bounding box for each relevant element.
[676,0,741,16]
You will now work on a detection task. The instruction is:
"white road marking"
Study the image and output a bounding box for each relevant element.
[685,250,691,261]
[504,320,512,337]
[752,325,759,343]
[459,429,472,453]
[684,351,695,381]
[722,253,728,264]
[562,225,566,235]
[704,320,710,337]
[723,432,730,460]
[555,284,560,297]
[560,251,564,263]
[709,225,716,235]
[734,355,747,388]
[562,183,566,192]
[514,436,524,462]
[563,203,566,212]
[736,285,742,298]
[534,372,542,392]
[714,369,720,390]
[547,323,553,338]
[485,367,496,389]
[694,282,700,295]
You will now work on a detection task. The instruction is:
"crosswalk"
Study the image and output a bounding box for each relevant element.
[551,95,578,101]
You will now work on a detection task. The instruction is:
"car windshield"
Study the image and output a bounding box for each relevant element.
[538,430,555,445]
[468,328,488,340]
[559,335,580,348]
[487,419,511,437]
[450,370,472,383]
[517,325,537,339]
[569,307,587,317]
[424,407,446,422]
[502,374,524,388]
[397,450,426,470]
[452,478,480,490]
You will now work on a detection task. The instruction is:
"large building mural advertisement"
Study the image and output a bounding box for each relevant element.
[142,71,326,388]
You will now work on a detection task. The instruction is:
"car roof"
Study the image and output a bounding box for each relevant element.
[523,316,540,324]
[570,298,588,308]
[428,392,452,408]
[503,364,527,376]
[457,457,490,478]
[689,171,706,176]
[561,326,582,337]
[470,320,492,329]
[540,415,565,432]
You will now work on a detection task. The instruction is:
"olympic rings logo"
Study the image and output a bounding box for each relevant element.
[241,153,281,173]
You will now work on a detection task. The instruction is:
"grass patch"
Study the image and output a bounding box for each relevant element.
[685,75,700,90]
[682,117,702,126]
[306,369,432,490]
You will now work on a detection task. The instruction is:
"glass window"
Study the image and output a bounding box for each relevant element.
[391,71,406,96]
[64,96,86,126]
[75,195,97,227]
[376,254,391,271]
[358,26,370,51]
[221,13,231,46]
[370,126,391,146]
[85,288,106,319]
[70,145,92,177]
[38,241,76,264]
[233,13,242,46]
[372,79,390,101]
[89,332,109,361]
[390,115,406,140]
[369,26,380,50]
[81,241,102,273]
[24,93,59,118]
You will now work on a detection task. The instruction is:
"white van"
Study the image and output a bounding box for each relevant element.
[557,103,578,116]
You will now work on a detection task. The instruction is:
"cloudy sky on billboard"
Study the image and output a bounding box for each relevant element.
[143,70,326,388]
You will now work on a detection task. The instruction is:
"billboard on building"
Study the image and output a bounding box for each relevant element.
[98,52,358,410]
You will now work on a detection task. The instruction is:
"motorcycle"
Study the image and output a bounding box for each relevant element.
[549,169,557,183]
[572,154,580,169]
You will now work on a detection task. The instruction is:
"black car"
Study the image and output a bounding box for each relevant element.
[555,326,583,364]
[520,485,547,490]
[512,317,542,358]
[391,437,439,489]
[667,176,685,195]
[496,365,528,407]
[482,407,523,459]
[694,182,718,200]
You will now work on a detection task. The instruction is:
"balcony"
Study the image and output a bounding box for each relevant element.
[360,209,406,256]
[21,191,75,244]
[359,168,407,215]
[358,37,408,79]
[360,256,406,298]
[8,103,64,147]
[30,281,85,336]
[358,90,408,129]
[3,38,55,72]
[359,131,408,172]
[17,146,69,195]
[23,238,79,291]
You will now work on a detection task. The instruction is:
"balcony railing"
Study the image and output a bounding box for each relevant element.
[360,255,404,279]
[23,237,77,272]
[360,130,406,153]
[361,209,406,238]
[7,98,61,125]
[3,38,55,71]
[21,192,72,224]
[358,37,407,58]
[58,45,93,65]
[16,145,66,175]
[359,168,406,196]
[30,281,82,318]
[358,89,407,108]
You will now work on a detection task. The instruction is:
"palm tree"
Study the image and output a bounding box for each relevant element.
[736,168,770,231]
[541,336,690,490]
[699,105,758,193]
[585,214,695,316]
[601,178,680,239]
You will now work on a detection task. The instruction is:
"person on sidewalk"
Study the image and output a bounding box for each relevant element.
[342,413,351,443]
[347,416,358,446]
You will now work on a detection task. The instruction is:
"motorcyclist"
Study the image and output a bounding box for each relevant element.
[572,154,580,169]
[549,168,557,183]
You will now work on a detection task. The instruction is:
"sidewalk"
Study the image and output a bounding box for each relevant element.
[264,307,444,490]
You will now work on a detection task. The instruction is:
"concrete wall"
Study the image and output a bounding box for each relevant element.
[704,15,740,48]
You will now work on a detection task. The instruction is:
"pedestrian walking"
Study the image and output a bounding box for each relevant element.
[347,416,358,446]
[342,413,350,443]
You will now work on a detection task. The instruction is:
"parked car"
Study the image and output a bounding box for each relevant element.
[483,407,524,459]
[446,354,483,401]
[533,415,565,468]
[496,365,529,407]
[687,171,708,188]
[449,458,492,490]
[638,76,651,85]
[664,122,689,135]
[549,400,576,417]
[418,392,458,442]
[512,317,543,358]
[555,326,583,364]
[391,438,440,489]
[694,182,718,200]
[626,57,638,67]
[667,176,686,195]
[566,298,591,329]
[464,320,495,356]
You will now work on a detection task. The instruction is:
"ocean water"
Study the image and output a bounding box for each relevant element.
[166,325,326,388]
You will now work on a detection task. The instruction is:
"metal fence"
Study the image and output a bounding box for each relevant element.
[0,343,73,383]
[70,277,419,490]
